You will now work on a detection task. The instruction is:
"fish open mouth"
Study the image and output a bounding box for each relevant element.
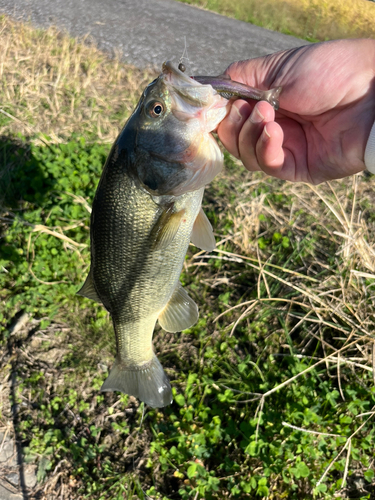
[162,60,194,83]
[161,60,229,126]
[161,60,219,108]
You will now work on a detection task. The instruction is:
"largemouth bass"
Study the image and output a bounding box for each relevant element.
[78,61,229,408]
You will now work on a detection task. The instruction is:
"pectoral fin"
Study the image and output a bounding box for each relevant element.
[77,269,102,303]
[151,203,185,251]
[190,208,216,251]
[158,283,199,333]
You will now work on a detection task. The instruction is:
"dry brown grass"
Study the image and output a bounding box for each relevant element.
[295,0,375,40]
[0,15,154,143]
[201,165,375,395]
[189,169,375,495]
[185,165,375,494]
[180,0,375,41]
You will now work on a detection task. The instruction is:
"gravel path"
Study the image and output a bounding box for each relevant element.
[0,0,306,74]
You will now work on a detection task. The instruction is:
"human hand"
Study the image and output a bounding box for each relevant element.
[217,39,375,184]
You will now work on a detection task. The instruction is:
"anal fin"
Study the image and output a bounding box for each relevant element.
[158,283,198,333]
[191,207,216,251]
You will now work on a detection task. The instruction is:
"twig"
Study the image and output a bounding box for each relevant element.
[308,184,346,227]
[229,301,258,337]
[316,406,375,487]
[337,352,345,401]
[212,249,320,282]
[214,297,310,324]
[33,224,87,248]
[281,422,340,437]
[257,335,371,402]
[341,438,351,490]
[254,397,264,443]
[29,267,68,285]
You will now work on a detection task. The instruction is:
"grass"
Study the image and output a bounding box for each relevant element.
[177,0,375,42]
[0,15,154,142]
[1,13,375,500]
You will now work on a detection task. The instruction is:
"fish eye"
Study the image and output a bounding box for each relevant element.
[148,101,164,118]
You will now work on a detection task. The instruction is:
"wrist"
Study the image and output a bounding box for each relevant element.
[365,120,375,173]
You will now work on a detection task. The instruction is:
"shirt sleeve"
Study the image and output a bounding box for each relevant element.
[365,121,375,173]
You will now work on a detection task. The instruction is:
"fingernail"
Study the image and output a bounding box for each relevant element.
[228,104,243,123]
[250,106,264,124]
[262,124,271,140]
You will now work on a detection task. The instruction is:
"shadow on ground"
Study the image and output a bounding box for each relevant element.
[0,136,49,500]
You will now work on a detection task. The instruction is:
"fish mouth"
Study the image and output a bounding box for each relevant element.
[162,62,281,112]
[162,60,194,84]
[161,60,215,108]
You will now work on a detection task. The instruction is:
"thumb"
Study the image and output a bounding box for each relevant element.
[223,47,302,91]
[224,58,267,88]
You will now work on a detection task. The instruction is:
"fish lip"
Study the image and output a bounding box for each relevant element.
[162,61,220,108]
[162,60,194,84]
[162,60,205,88]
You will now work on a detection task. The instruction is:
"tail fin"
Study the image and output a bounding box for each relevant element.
[101,355,173,408]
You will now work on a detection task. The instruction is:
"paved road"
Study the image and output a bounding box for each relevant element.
[0,0,306,74]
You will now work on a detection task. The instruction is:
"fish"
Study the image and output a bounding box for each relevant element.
[192,74,282,110]
[78,61,230,408]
